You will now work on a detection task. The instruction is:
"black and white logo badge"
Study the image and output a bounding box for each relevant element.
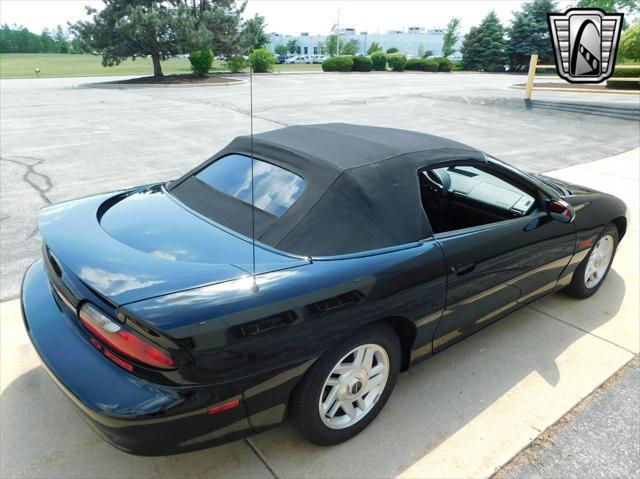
[547,8,623,83]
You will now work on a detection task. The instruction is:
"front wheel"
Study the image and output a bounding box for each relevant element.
[564,223,618,298]
[291,325,400,445]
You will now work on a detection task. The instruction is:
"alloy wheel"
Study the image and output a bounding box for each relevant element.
[584,234,614,289]
[318,344,389,430]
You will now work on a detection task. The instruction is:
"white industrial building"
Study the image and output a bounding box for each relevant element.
[267,27,462,60]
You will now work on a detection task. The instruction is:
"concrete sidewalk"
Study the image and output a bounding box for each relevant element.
[1,149,638,478]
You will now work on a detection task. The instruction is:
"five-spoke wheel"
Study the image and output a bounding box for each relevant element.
[319,344,389,429]
[291,325,400,445]
[565,223,618,298]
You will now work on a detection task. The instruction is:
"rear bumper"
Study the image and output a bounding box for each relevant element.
[21,260,255,455]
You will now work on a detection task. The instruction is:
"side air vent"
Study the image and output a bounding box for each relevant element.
[307,291,364,315]
[235,311,297,337]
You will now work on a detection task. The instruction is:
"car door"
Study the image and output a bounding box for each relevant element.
[423,161,576,352]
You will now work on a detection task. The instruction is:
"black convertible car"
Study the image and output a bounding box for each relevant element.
[22,124,626,455]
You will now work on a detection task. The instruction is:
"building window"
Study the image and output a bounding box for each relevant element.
[296,46,301,54]
[314,47,318,54]
[304,46,308,54]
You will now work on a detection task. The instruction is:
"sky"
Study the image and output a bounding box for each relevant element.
[1,0,573,35]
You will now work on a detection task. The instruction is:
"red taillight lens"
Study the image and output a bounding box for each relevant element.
[79,303,175,370]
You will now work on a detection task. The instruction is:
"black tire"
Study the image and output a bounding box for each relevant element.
[291,324,401,446]
[563,223,619,299]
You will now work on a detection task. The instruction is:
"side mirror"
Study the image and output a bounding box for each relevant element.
[547,199,575,223]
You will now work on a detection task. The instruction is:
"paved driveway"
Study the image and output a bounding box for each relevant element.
[1,73,639,477]
[1,73,639,299]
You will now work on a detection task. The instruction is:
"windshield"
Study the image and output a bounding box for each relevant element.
[195,154,305,217]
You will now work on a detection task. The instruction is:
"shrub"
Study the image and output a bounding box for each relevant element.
[430,56,453,72]
[189,49,213,76]
[352,55,373,72]
[619,23,640,62]
[405,58,439,72]
[386,47,399,54]
[226,55,246,73]
[370,51,387,71]
[249,48,274,73]
[322,56,354,72]
[606,65,640,90]
[386,52,407,71]
[451,61,464,71]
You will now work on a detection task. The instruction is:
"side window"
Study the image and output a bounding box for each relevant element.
[418,164,537,234]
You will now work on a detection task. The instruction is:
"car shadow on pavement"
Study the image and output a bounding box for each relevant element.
[0,271,627,478]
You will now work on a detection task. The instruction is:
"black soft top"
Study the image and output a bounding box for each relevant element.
[170,123,485,256]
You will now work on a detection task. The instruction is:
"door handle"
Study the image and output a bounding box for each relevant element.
[452,260,475,276]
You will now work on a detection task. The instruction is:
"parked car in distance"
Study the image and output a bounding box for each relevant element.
[286,55,312,64]
[311,55,327,64]
[22,124,626,456]
[275,53,288,64]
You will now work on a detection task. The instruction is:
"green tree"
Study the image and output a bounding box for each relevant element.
[341,38,359,55]
[386,47,399,54]
[239,14,268,53]
[367,41,382,54]
[53,25,70,53]
[618,22,640,60]
[507,0,557,70]
[575,0,640,28]
[442,17,461,57]
[185,0,247,56]
[286,39,298,54]
[324,24,343,56]
[274,44,288,55]
[72,1,198,77]
[39,28,59,53]
[461,11,508,72]
[422,50,434,58]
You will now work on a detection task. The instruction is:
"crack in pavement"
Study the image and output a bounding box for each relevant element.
[116,88,290,127]
[0,155,53,206]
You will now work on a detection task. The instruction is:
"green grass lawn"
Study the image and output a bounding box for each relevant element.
[0,53,322,78]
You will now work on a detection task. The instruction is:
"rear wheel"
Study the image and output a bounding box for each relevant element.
[291,325,400,445]
[564,223,618,298]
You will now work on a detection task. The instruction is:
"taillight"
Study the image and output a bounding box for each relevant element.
[79,303,175,370]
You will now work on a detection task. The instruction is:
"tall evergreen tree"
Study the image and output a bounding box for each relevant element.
[461,11,508,72]
[506,0,557,70]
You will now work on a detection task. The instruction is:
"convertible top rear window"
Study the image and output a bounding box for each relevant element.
[195,154,305,217]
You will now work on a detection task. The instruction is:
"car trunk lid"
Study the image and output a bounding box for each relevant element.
[38,185,308,306]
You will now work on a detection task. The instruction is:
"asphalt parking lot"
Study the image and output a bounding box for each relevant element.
[0,73,639,478]
[1,72,639,299]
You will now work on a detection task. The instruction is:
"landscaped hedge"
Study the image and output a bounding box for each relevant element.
[249,48,274,73]
[189,49,213,76]
[431,57,453,72]
[405,58,439,72]
[606,65,640,90]
[352,55,373,72]
[370,51,387,71]
[387,52,407,71]
[322,56,354,72]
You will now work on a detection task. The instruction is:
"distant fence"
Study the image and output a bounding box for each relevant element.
[524,53,640,99]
